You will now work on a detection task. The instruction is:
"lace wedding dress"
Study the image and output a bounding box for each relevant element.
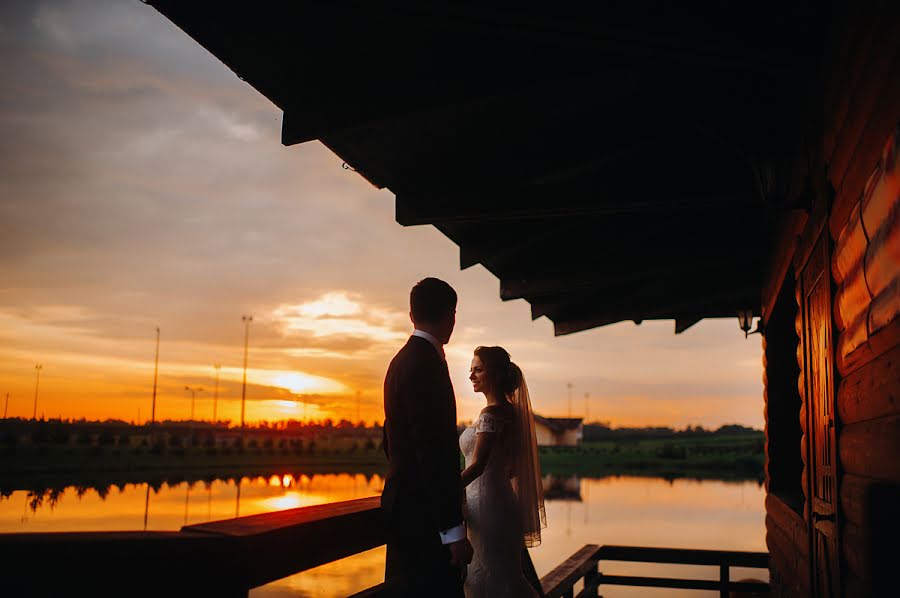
[460,410,541,598]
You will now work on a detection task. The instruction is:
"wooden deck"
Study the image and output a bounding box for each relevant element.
[0,496,769,596]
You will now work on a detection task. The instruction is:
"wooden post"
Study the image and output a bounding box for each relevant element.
[719,563,729,598]
[583,560,599,597]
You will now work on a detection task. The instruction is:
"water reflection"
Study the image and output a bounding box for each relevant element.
[0,471,766,597]
[543,473,582,501]
[0,470,386,533]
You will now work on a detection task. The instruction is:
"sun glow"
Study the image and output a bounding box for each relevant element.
[268,371,347,394]
[257,491,334,512]
[296,292,361,318]
[272,292,406,343]
[262,492,301,511]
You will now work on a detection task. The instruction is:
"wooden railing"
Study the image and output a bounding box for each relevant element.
[541,544,770,598]
[0,497,769,597]
[0,496,385,597]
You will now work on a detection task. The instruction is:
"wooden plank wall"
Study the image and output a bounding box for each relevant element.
[830,126,899,596]
[763,266,808,596]
[821,4,899,592]
[764,3,900,596]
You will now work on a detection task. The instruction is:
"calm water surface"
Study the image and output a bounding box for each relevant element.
[0,473,766,597]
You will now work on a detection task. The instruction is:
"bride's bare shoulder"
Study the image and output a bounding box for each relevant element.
[481,403,515,418]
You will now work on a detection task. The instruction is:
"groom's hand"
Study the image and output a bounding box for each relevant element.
[448,538,473,567]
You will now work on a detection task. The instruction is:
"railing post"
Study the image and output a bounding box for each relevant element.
[583,559,599,597]
[719,562,729,598]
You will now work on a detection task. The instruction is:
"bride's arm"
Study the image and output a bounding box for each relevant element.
[461,430,496,487]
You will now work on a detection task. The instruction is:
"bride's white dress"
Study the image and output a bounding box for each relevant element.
[460,410,540,598]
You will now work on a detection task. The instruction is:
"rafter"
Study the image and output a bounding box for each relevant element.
[500,250,759,301]
[531,265,759,323]
[395,189,760,226]
[551,290,756,336]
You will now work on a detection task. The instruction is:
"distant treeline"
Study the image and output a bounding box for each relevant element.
[0,417,384,463]
[582,422,761,442]
[0,417,382,446]
[0,418,762,447]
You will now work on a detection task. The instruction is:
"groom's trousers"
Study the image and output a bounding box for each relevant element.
[385,524,465,598]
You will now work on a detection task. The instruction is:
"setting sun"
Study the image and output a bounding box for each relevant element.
[269,371,347,395]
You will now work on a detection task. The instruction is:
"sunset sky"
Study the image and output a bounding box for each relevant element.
[0,0,764,429]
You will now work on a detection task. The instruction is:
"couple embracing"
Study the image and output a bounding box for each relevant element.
[382,278,546,598]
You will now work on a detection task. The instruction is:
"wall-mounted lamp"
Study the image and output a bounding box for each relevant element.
[737,310,763,338]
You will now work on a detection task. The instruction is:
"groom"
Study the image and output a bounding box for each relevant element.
[382,278,473,597]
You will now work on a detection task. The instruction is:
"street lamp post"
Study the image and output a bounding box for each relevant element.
[184,386,204,421]
[213,364,221,424]
[240,315,253,437]
[356,390,361,424]
[584,392,590,424]
[151,326,160,426]
[3,392,9,419]
[566,382,573,419]
[33,364,42,420]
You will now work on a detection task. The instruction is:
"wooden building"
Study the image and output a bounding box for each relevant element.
[125,2,900,595]
[534,415,583,447]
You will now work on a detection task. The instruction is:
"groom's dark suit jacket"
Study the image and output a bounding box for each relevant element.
[382,335,463,537]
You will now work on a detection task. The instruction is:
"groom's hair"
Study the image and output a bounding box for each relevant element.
[410,278,457,323]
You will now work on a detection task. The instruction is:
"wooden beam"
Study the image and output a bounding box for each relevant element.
[550,288,757,336]
[272,0,802,148]
[284,79,521,147]
[395,190,761,226]
[836,343,900,426]
[594,574,768,593]
[460,245,482,270]
[761,209,807,325]
[500,251,759,301]
[675,316,703,334]
[540,544,600,598]
[532,261,760,322]
[595,544,769,567]
[184,496,385,588]
[0,531,242,596]
[469,223,575,272]
[552,307,738,337]
[839,415,900,481]
[279,23,712,149]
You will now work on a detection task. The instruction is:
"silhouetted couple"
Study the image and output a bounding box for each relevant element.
[382,278,546,597]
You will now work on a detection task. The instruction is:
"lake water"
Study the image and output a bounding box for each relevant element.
[0,471,767,597]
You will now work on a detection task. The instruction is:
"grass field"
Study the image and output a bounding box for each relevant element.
[538,433,764,479]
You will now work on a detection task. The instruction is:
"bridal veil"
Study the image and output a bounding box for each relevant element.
[508,363,547,547]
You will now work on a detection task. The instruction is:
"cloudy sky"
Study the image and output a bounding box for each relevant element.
[0,0,764,428]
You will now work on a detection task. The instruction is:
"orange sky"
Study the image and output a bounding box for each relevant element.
[0,0,765,429]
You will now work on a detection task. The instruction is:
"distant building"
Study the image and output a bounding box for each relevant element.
[534,415,583,446]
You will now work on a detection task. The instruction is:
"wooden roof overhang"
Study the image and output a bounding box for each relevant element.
[147,1,831,335]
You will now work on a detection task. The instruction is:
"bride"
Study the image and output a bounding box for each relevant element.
[460,346,546,598]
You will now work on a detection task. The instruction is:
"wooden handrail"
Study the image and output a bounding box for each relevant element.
[0,496,385,597]
[182,496,385,589]
[540,544,770,598]
[596,544,769,568]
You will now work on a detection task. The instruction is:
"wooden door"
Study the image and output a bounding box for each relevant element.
[799,234,841,597]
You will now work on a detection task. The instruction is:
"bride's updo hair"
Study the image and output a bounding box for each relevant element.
[474,346,522,398]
